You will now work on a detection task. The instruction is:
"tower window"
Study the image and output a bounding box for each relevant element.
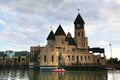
[81,31,84,37]
[68,55,70,61]
[62,38,64,44]
[52,48,53,51]
[82,43,85,47]
[52,55,54,62]
[88,56,90,61]
[84,56,86,61]
[72,48,75,52]
[81,56,83,61]
[72,56,74,61]
[68,50,69,52]
[78,32,80,36]
[44,55,46,62]
[76,56,79,63]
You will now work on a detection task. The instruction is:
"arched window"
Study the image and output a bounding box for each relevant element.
[88,56,90,61]
[44,55,46,62]
[81,31,84,37]
[84,56,86,61]
[72,56,74,61]
[68,55,70,61]
[52,55,54,62]
[76,56,79,63]
[81,56,83,61]
[78,32,80,36]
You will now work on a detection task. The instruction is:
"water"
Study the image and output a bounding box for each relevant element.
[0,69,120,80]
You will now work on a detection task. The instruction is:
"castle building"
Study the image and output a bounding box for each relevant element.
[30,13,106,68]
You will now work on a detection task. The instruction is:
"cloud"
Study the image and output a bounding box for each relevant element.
[98,5,120,40]
[85,24,98,36]
[97,41,109,46]
[103,0,120,5]
[0,0,119,60]
[0,19,6,25]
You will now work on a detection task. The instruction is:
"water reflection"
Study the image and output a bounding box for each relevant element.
[107,70,120,80]
[1,69,120,80]
[63,71,107,80]
[0,69,29,80]
[29,70,107,80]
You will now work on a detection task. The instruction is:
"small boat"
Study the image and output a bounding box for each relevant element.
[40,66,58,72]
[53,68,66,72]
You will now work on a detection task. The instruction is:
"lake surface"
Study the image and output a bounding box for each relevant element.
[0,69,120,80]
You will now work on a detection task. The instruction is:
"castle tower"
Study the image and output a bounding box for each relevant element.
[74,13,88,50]
[54,24,66,48]
[47,30,55,47]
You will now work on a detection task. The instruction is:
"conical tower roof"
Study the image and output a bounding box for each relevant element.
[74,13,85,24]
[55,25,66,35]
[47,30,55,40]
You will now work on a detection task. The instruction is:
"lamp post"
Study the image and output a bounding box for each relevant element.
[109,43,113,65]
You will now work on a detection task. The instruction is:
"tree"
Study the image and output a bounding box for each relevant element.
[107,57,120,64]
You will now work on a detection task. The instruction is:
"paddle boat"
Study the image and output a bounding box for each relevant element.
[53,68,66,72]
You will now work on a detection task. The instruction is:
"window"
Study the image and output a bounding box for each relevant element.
[68,50,69,52]
[14,58,17,63]
[68,55,70,61]
[78,32,80,36]
[34,52,38,62]
[97,59,100,64]
[81,56,83,61]
[48,42,50,45]
[88,56,90,61]
[52,55,54,62]
[22,58,25,62]
[81,31,84,37]
[72,48,75,52]
[82,43,85,47]
[52,48,53,51]
[62,38,64,44]
[76,56,79,63]
[84,56,86,61]
[44,55,46,62]
[63,48,65,51]
[72,56,74,61]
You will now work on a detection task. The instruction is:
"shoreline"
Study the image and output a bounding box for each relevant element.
[0,64,120,71]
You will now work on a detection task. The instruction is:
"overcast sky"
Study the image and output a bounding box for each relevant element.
[0,0,120,59]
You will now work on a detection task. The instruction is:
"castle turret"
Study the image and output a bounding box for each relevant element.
[54,24,66,48]
[66,32,76,46]
[47,30,55,47]
[74,13,88,50]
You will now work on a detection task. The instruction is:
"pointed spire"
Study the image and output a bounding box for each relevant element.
[66,32,76,45]
[55,24,66,35]
[66,32,72,38]
[47,30,55,40]
[74,13,85,24]
[77,9,80,13]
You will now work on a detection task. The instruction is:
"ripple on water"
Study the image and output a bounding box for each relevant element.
[0,69,120,80]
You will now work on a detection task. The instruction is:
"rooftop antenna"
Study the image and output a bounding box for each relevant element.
[109,43,113,64]
[58,19,61,26]
[77,9,80,13]
[68,28,69,32]
[50,26,52,30]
